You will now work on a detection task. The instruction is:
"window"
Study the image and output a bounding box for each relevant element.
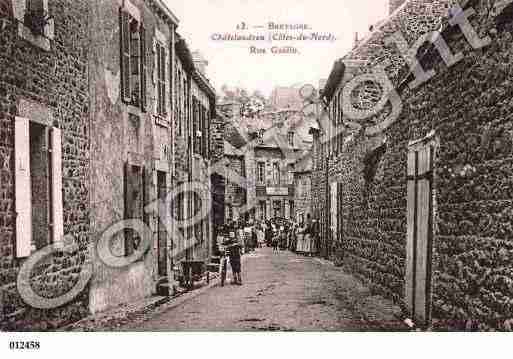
[289,201,295,220]
[193,98,201,154]
[228,205,233,221]
[259,201,267,220]
[288,132,294,147]
[272,163,280,184]
[15,117,63,258]
[120,7,147,110]
[8,0,54,51]
[156,42,166,116]
[193,193,203,243]
[257,162,265,183]
[124,164,145,256]
[175,186,185,236]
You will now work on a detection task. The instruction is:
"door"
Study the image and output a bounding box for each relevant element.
[405,138,435,325]
[157,171,167,277]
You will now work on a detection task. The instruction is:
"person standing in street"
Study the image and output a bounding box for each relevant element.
[227,239,242,285]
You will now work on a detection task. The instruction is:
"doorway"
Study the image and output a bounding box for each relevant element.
[157,171,167,278]
[405,136,436,326]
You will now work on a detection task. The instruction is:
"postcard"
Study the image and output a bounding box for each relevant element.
[0,0,512,357]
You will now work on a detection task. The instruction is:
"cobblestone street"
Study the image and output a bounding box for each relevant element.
[117,248,405,331]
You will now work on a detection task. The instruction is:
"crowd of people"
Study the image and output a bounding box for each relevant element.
[214,215,321,286]
[216,215,321,258]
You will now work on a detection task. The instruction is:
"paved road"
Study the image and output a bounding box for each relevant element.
[125,248,404,331]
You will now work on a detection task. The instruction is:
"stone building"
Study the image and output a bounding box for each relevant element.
[291,152,313,224]
[249,113,314,222]
[223,141,246,222]
[1,0,217,330]
[216,100,316,223]
[0,0,91,330]
[314,0,513,330]
[88,0,184,314]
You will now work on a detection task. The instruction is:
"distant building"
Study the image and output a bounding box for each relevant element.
[269,85,303,110]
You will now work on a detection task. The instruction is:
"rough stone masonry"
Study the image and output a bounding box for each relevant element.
[0,0,91,330]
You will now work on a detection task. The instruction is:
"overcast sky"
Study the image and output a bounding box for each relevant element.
[166,0,389,96]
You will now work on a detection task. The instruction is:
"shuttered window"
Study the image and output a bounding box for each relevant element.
[120,7,146,110]
[120,8,131,103]
[156,42,166,116]
[15,118,63,257]
[139,25,147,111]
[124,163,145,256]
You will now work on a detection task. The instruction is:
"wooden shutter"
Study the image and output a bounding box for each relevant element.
[337,182,343,242]
[139,25,147,112]
[50,127,64,244]
[120,8,131,103]
[125,163,145,255]
[124,163,132,255]
[156,43,161,114]
[406,143,434,324]
[330,182,338,240]
[162,46,166,114]
[15,117,32,258]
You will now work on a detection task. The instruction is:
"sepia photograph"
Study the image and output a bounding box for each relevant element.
[0,0,513,355]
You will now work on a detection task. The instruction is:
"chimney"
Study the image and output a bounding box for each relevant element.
[353,32,359,49]
[389,0,407,15]
[192,51,208,75]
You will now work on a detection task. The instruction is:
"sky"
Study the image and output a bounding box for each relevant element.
[166,0,389,96]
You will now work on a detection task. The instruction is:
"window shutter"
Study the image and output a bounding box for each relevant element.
[330,182,338,239]
[124,162,135,256]
[50,127,64,244]
[140,25,147,112]
[15,117,32,258]
[337,182,343,242]
[160,45,166,115]
[120,8,131,103]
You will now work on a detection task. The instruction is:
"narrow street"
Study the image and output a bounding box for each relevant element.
[122,248,404,331]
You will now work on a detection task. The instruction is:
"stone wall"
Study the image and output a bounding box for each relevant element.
[314,1,513,330]
[293,172,312,222]
[401,4,513,330]
[0,0,91,330]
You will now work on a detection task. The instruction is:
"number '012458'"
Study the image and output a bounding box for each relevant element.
[9,341,40,350]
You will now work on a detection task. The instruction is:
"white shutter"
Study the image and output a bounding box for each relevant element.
[330,182,338,236]
[51,127,64,244]
[15,117,32,258]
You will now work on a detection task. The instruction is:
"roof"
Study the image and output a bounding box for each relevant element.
[224,140,244,157]
[322,0,453,106]
[292,152,313,173]
[149,0,180,25]
[175,36,216,101]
